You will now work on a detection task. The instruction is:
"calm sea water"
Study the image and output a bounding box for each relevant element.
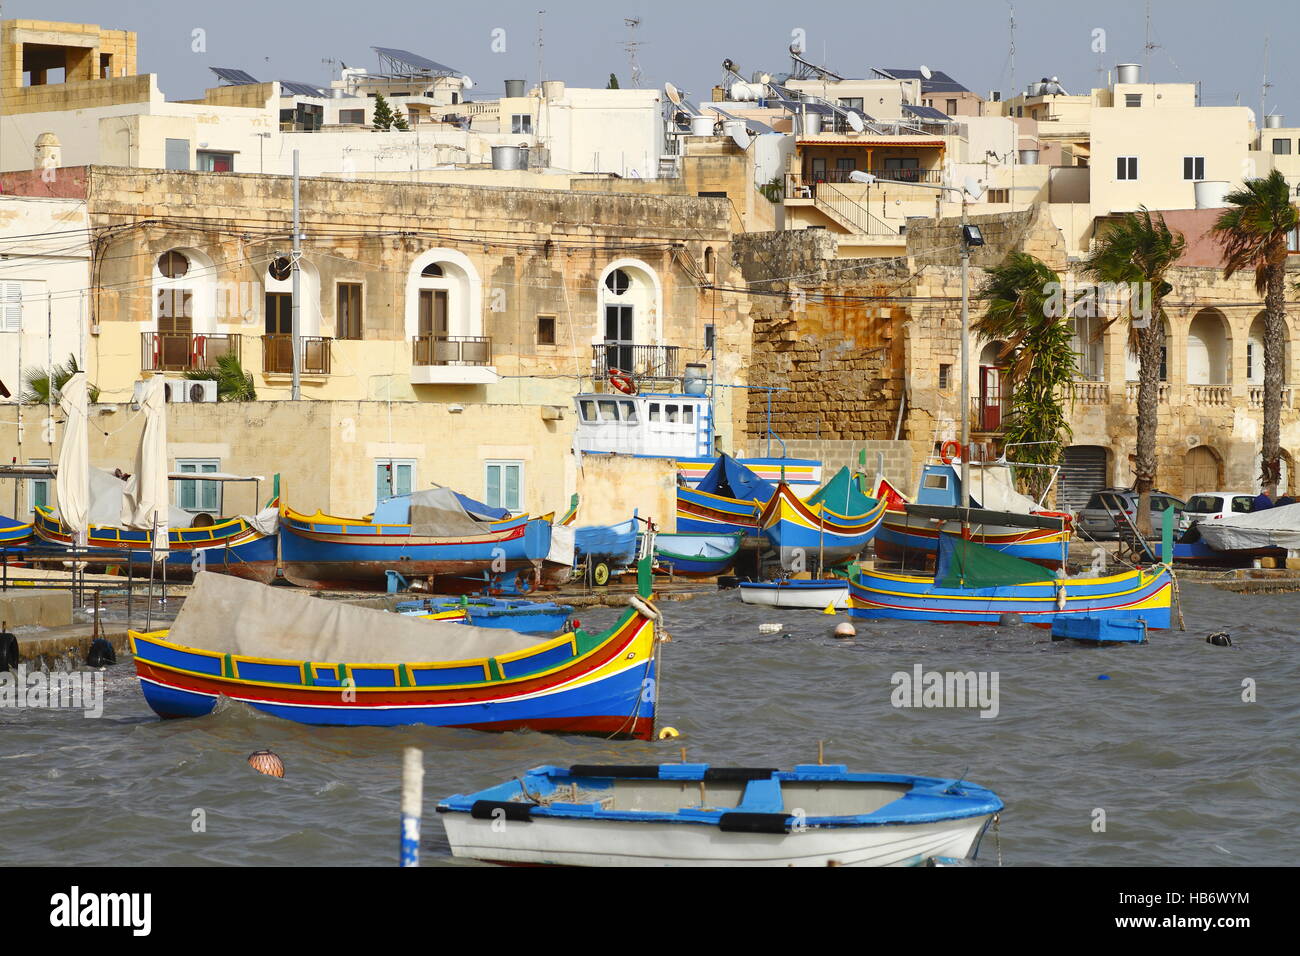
[1,581,1295,866]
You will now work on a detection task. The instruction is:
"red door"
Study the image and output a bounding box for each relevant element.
[979,366,1003,431]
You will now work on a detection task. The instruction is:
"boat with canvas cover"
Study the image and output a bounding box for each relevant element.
[130,561,662,736]
[436,763,1003,867]
[675,454,776,537]
[849,532,1172,627]
[652,532,743,577]
[757,467,888,569]
[277,487,551,590]
[1180,501,1300,565]
[738,578,848,609]
[875,460,1071,569]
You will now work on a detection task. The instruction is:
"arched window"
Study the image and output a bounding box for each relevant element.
[597,261,663,377]
[605,269,631,295]
[157,251,189,279]
[421,262,444,278]
[151,247,217,371]
[404,249,482,345]
[1187,308,1231,385]
[263,255,319,339]
[703,247,715,276]
[1248,311,1291,385]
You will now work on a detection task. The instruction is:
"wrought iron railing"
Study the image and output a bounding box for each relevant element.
[411,334,492,366]
[591,344,681,381]
[262,335,331,375]
[141,332,240,373]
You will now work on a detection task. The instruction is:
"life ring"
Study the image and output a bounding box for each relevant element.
[940,440,963,465]
[608,368,637,395]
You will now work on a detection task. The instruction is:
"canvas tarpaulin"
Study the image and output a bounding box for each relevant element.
[167,571,553,663]
[935,533,1057,589]
[65,468,191,529]
[54,371,90,545]
[1195,501,1300,552]
[120,374,169,559]
[373,487,509,524]
[546,522,575,567]
[406,487,496,537]
[959,463,1040,514]
[695,454,774,502]
[807,466,876,516]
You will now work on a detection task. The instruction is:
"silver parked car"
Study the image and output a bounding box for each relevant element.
[1075,488,1191,540]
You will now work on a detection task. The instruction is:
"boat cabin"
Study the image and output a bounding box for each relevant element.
[573,392,713,460]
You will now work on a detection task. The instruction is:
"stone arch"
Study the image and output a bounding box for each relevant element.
[1125,315,1170,382]
[152,245,216,334]
[262,255,321,337]
[1182,444,1223,497]
[403,248,483,341]
[1247,310,1292,385]
[598,258,662,346]
[1186,307,1231,385]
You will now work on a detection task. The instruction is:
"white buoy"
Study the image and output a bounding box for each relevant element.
[759,623,782,633]
[834,622,856,638]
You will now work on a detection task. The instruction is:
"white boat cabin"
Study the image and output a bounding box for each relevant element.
[573,392,713,459]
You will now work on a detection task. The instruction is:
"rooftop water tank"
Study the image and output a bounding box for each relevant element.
[504,79,525,98]
[683,364,708,396]
[1194,181,1231,209]
[690,113,715,136]
[1265,113,1284,129]
[491,145,529,170]
[1116,63,1141,85]
[802,112,823,135]
[1017,148,1040,165]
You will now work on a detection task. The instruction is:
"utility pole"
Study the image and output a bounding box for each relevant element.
[959,195,971,518]
[291,149,301,400]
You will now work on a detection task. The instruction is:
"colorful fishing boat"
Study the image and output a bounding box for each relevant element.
[436,763,1004,866]
[758,468,888,569]
[277,501,552,591]
[875,461,1071,569]
[398,597,573,634]
[675,454,775,537]
[653,532,742,577]
[572,516,641,585]
[130,562,661,737]
[849,533,1172,627]
[0,515,33,549]
[32,505,278,581]
[738,578,848,609]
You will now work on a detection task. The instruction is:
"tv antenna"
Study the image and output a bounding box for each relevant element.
[623,18,643,88]
[536,10,546,85]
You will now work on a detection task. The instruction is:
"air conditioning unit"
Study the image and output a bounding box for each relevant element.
[162,379,217,403]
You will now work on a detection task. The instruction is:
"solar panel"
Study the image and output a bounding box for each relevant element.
[705,106,778,135]
[903,104,951,121]
[371,47,464,77]
[210,67,260,86]
[280,80,326,98]
[878,67,969,93]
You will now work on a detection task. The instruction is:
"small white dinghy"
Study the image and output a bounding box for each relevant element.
[437,763,1003,867]
[738,579,849,609]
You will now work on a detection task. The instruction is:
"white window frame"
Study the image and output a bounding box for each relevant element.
[1116,156,1138,181]
[484,460,525,514]
[375,458,416,505]
[510,114,533,134]
[26,458,51,516]
[1183,156,1205,181]
[0,281,24,332]
[176,458,222,514]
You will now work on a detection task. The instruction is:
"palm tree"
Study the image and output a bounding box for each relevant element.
[184,352,257,402]
[22,354,101,405]
[974,252,1079,500]
[1210,169,1299,496]
[1081,208,1185,534]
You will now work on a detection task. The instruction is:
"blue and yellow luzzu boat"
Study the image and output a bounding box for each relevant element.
[131,562,662,737]
[32,506,278,582]
[758,468,888,569]
[0,515,33,549]
[849,533,1172,627]
[675,454,775,537]
[397,597,573,634]
[277,505,552,591]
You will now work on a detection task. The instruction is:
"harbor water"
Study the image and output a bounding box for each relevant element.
[1,580,1295,866]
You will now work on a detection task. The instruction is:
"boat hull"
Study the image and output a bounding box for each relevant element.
[440,814,993,867]
[875,511,1069,569]
[848,566,1173,627]
[738,580,848,609]
[653,532,742,577]
[758,484,888,568]
[130,605,657,738]
[278,510,550,590]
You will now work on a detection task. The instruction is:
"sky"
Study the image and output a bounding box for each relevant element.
[12,0,1300,121]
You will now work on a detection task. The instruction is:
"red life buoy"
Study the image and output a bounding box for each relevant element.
[609,368,637,395]
[940,440,962,464]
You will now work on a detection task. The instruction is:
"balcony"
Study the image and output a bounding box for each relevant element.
[1069,381,1110,405]
[411,334,498,385]
[971,396,1010,433]
[142,332,240,373]
[591,344,681,384]
[1124,382,1170,404]
[1249,385,1293,408]
[262,335,331,375]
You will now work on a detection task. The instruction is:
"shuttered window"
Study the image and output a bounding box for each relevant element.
[0,282,22,331]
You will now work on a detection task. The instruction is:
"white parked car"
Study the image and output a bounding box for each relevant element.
[1183,492,1258,525]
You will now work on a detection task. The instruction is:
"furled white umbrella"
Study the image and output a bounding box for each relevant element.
[55,371,90,548]
[120,374,169,561]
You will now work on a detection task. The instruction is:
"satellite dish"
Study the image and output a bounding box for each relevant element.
[730,128,753,150]
[759,73,771,85]
[920,65,933,80]
[462,75,474,90]
[848,171,876,185]
[665,82,682,106]
[847,111,865,133]
[962,175,985,201]
[723,58,738,74]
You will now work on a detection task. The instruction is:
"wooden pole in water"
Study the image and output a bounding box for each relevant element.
[400,747,423,867]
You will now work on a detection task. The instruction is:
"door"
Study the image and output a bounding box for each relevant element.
[1182,447,1220,497]
[604,304,634,373]
[978,365,1003,431]
[418,289,448,337]
[265,292,293,372]
[156,288,193,369]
